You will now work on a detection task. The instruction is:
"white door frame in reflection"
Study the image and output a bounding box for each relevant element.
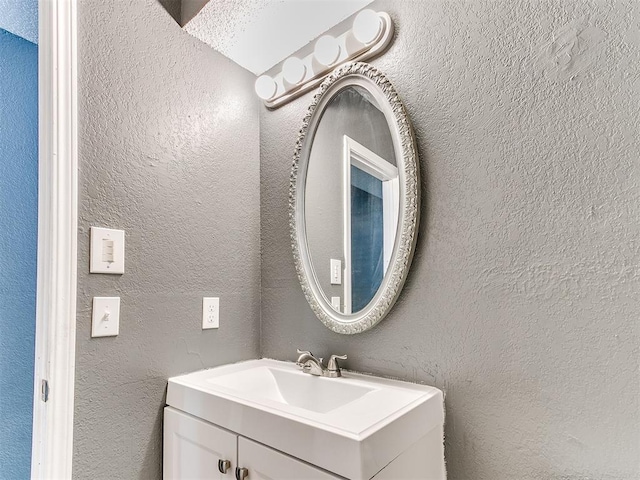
[342,135,399,314]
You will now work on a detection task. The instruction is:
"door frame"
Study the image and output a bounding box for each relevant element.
[31,0,78,477]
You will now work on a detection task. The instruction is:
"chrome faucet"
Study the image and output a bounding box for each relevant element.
[296,349,347,378]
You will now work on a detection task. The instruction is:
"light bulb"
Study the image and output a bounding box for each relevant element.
[352,9,382,45]
[282,56,306,85]
[254,75,277,100]
[314,35,341,66]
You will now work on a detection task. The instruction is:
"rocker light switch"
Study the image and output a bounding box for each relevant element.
[102,238,114,263]
[90,227,125,274]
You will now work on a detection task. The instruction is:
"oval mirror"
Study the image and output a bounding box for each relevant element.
[290,63,419,334]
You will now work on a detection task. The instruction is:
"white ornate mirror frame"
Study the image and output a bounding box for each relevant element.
[290,62,420,334]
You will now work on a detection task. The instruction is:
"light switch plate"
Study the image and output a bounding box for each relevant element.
[202,297,219,329]
[92,297,120,337]
[90,227,125,274]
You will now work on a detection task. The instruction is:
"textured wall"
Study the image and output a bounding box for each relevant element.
[74,0,260,478]
[181,0,210,25]
[0,0,38,44]
[260,1,640,479]
[0,28,38,480]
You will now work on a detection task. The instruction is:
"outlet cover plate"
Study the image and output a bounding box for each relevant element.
[202,297,219,330]
[330,258,342,285]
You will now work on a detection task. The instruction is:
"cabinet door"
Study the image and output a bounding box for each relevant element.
[237,437,343,480]
[164,407,237,480]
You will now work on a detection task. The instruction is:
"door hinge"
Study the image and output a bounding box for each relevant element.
[41,379,49,402]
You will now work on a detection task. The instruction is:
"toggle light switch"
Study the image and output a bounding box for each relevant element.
[91,297,120,337]
[90,227,125,274]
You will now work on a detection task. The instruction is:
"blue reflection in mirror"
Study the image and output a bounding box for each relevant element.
[350,166,384,312]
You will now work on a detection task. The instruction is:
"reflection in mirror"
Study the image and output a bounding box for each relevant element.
[304,85,398,315]
[344,137,398,313]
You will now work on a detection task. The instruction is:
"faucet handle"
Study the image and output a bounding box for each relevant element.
[327,354,347,374]
[296,350,324,365]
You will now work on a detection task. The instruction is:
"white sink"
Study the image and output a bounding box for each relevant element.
[207,365,375,414]
[167,359,443,479]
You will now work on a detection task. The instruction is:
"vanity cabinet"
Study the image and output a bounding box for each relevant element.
[237,437,340,480]
[164,407,341,480]
[165,360,446,480]
[164,408,236,479]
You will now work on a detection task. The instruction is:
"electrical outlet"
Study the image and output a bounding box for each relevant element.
[202,297,219,329]
[330,259,342,285]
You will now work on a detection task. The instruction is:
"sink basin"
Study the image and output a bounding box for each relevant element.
[167,359,443,479]
[207,366,374,414]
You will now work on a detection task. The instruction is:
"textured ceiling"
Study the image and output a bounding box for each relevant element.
[183,0,374,75]
[0,0,38,44]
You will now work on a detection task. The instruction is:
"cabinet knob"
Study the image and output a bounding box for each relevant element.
[218,459,231,474]
[235,467,249,480]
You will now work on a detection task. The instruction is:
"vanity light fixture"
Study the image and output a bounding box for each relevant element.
[282,56,307,85]
[352,8,383,45]
[314,35,341,67]
[254,74,277,100]
[256,9,394,109]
